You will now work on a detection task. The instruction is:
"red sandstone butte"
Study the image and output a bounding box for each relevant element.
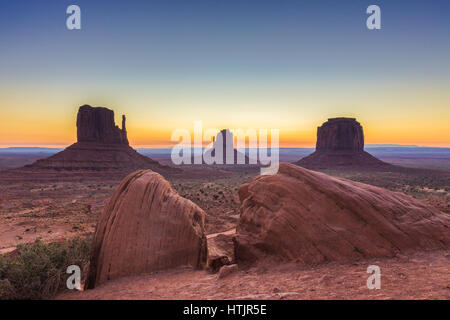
[85,170,207,289]
[26,105,172,173]
[234,163,450,265]
[199,129,251,165]
[76,105,128,145]
[297,117,388,169]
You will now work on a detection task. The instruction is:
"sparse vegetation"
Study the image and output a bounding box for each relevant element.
[0,237,91,300]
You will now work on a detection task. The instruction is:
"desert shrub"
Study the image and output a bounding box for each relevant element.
[0,237,91,300]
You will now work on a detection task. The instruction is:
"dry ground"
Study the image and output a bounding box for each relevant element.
[0,156,449,299]
[58,249,450,300]
[0,166,253,254]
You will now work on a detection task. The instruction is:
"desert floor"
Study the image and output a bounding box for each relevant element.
[58,250,450,300]
[0,156,448,299]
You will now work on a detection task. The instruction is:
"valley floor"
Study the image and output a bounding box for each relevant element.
[58,249,450,300]
[0,158,448,300]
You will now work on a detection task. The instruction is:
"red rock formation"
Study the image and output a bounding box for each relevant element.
[207,231,235,272]
[316,117,364,151]
[234,163,449,265]
[26,105,173,173]
[201,129,250,165]
[77,105,128,145]
[297,118,388,168]
[85,170,207,289]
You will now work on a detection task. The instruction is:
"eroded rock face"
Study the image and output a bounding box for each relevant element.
[26,105,174,173]
[234,163,450,265]
[316,118,363,151]
[297,118,387,169]
[85,170,207,288]
[77,105,128,145]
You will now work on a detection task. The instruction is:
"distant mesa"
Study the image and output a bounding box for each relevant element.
[76,105,128,145]
[85,170,207,289]
[191,129,251,165]
[204,129,250,165]
[26,105,173,173]
[296,117,389,169]
[234,163,450,266]
[316,117,363,151]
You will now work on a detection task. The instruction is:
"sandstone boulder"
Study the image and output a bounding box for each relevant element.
[218,264,238,279]
[234,163,449,265]
[207,232,235,272]
[85,170,207,289]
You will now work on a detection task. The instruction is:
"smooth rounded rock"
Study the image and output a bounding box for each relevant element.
[234,163,450,266]
[85,170,207,289]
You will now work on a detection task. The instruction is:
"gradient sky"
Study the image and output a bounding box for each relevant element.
[1,0,449,147]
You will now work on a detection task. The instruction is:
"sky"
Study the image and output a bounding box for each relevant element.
[0,0,449,147]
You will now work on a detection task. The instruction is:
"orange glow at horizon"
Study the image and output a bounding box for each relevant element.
[1,82,449,149]
[1,117,449,148]
[2,1,450,151]
[1,130,449,149]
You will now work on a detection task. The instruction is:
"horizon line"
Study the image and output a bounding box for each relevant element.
[1,143,449,149]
